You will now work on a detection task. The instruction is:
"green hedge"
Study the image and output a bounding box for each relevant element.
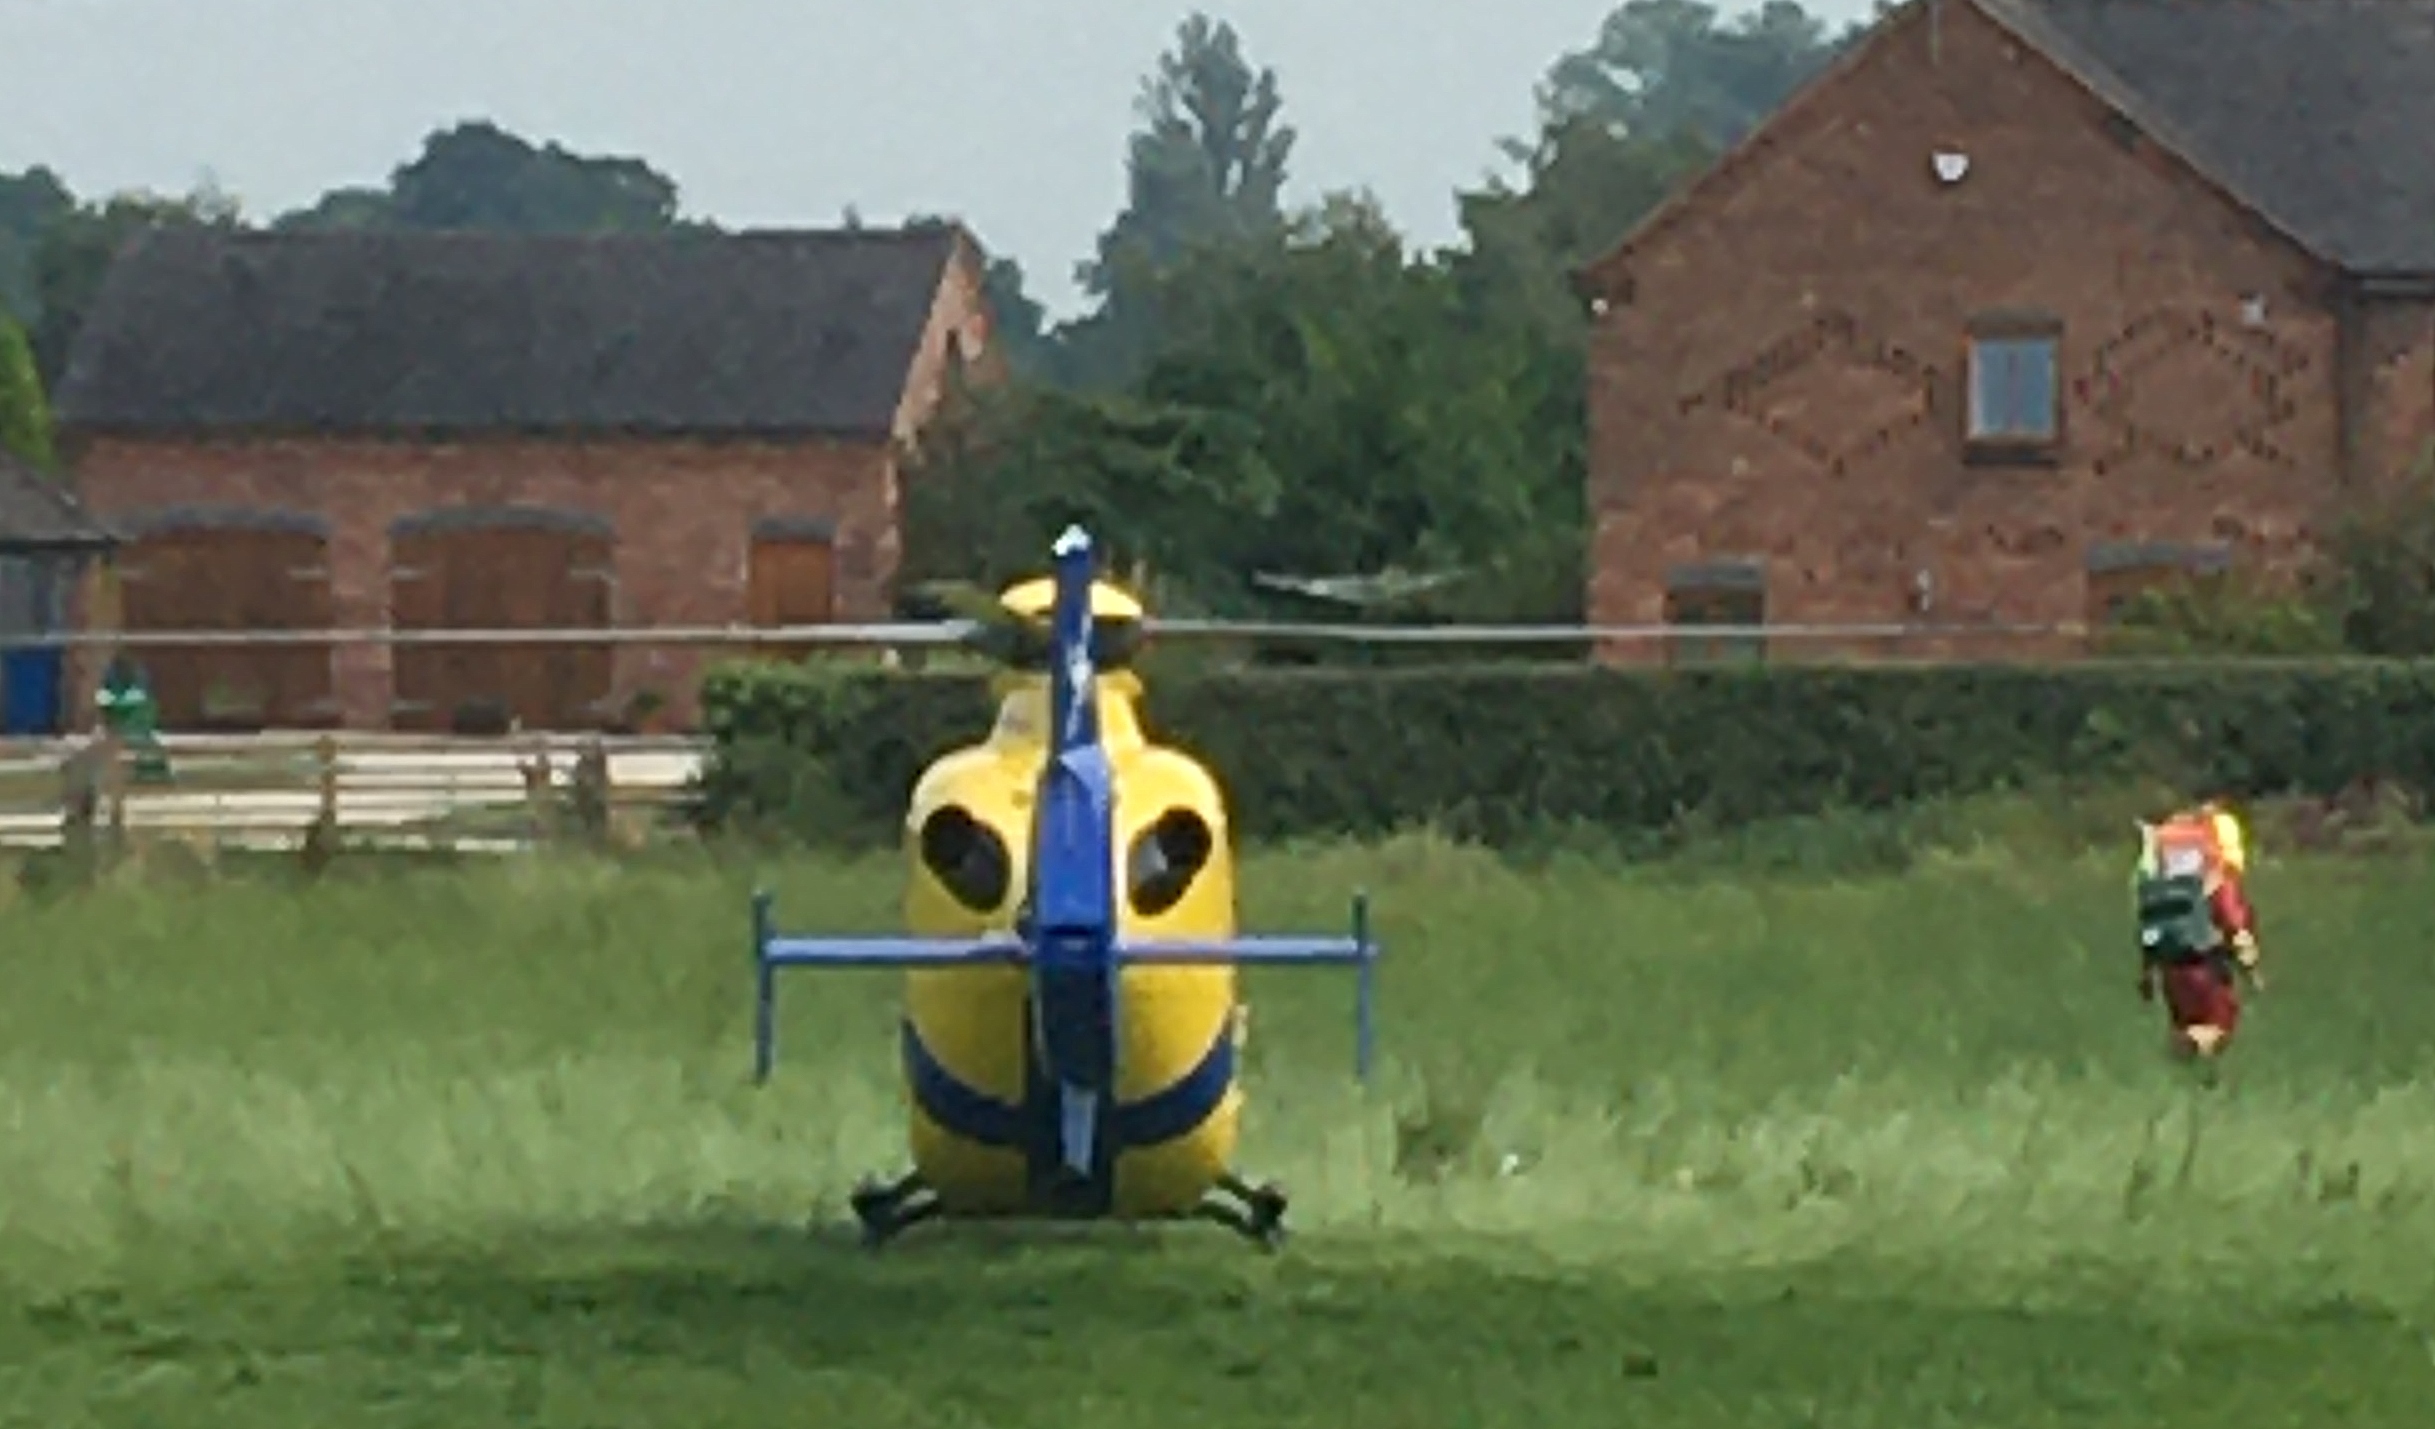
[694,658,2435,847]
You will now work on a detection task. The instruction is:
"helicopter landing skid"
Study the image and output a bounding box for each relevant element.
[1193,1170,1290,1250]
[848,1170,941,1248]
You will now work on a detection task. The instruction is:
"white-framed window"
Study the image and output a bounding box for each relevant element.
[1964,313,2063,454]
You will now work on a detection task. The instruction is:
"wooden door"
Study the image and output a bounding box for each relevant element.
[115,524,337,730]
[747,532,836,662]
[390,515,616,732]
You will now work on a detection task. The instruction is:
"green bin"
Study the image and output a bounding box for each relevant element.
[95,660,173,783]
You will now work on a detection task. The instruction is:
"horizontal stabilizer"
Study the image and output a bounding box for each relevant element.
[1113,936,1373,965]
[760,935,1027,969]
[750,891,1381,1084]
[757,934,1378,969]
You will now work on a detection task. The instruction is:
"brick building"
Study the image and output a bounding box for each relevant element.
[51,222,993,730]
[1577,0,2435,661]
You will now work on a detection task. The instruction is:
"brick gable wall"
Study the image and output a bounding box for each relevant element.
[1582,0,2374,661]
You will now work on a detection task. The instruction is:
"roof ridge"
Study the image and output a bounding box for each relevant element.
[56,213,973,435]
[183,222,965,247]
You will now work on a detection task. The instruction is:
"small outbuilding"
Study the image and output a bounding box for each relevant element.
[0,449,117,735]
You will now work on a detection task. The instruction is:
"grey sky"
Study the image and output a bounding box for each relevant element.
[6,0,1873,319]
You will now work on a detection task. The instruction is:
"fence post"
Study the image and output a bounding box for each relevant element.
[315,733,340,828]
[572,736,610,848]
[58,738,98,856]
[98,728,128,849]
[519,740,554,843]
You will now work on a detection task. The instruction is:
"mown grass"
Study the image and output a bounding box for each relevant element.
[3,817,2435,1426]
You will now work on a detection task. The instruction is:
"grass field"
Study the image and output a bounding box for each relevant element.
[4,821,2435,1426]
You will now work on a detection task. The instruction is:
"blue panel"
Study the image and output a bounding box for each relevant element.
[761,935,1025,967]
[1117,937,1372,964]
[1031,751,1114,933]
[0,646,64,737]
[1033,937,1117,1089]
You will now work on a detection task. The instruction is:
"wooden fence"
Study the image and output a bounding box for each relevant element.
[0,731,708,855]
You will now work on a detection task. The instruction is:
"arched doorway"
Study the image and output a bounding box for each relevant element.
[112,507,337,730]
[388,506,616,732]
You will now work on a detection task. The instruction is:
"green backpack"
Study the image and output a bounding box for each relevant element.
[2136,870,2222,964]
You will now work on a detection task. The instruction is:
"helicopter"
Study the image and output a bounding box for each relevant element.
[749,524,1382,1249]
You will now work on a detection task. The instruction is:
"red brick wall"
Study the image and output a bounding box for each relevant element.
[60,236,1004,731]
[72,433,894,728]
[894,233,997,441]
[1581,0,2350,663]
[883,233,1000,544]
[2366,299,2435,489]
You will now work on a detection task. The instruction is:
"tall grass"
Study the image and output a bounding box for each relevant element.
[2,819,2431,1313]
[7,808,2435,1426]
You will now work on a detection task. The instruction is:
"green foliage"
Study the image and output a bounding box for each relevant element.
[0,312,53,469]
[913,193,1592,626]
[1453,117,1715,335]
[1540,0,1865,147]
[2322,460,2435,656]
[950,3,1780,629]
[978,255,1059,380]
[1068,11,1298,389]
[1083,12,1294,287]
[0,165,75,324]
[1104,14,1290,260]
[276,120,688,235]
[2095,569,2348,657]
[697,656,2435,849]
[900,370,1282,600]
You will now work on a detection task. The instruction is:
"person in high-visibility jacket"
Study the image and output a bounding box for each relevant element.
[2133,801,2263,1059]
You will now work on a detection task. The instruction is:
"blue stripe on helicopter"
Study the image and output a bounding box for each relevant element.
[900,1018,1236,1153]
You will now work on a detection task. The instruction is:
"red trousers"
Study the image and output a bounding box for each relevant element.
[2160,959,2241,1040]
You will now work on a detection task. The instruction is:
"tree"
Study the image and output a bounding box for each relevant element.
[1061,13,1297,388]
[1539,0,1861,150]
[2323,455,2435,655]
[923,192,1581,622]
[0,166,75,324]
[1079,13,1294,295]
[0,312,53,469]
[1173,194,1589,618]
[277,120,688,234]
[979,256,1059,381]
[898,370,1280,605]
[273,186,392,232]
[1457,118,1714,308]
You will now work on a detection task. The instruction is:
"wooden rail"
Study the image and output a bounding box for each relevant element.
[0,617,2117,651]
[0,731,708,855]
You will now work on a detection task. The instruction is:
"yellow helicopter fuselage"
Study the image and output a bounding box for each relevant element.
[898,672,1245,1218]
